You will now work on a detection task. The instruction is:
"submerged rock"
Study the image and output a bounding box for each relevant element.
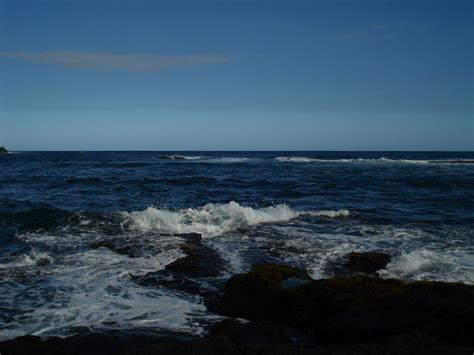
[214,264,474,347]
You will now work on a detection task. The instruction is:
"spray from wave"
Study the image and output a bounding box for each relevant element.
[120,201,349,238]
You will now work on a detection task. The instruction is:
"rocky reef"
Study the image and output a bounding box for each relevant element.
[1,249,473,354]
[212,264,474,347]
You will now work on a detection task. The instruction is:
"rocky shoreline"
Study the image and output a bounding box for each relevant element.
[1,233,473,354]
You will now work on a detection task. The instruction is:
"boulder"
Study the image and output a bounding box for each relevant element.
[214,264,474,347]
[0,146,9,155]
[343,251,392,276]
[165,233,225,277]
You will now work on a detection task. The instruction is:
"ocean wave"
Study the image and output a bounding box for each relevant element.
[158,155,206,161]
[96,162,152,168]
[378,249,474,283]
[158,156,260,164]
[120,202,350,238]
[275,157,474,164]
[202,157,257,164]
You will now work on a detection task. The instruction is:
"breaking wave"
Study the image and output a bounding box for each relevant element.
[158,155,205,161]
[275,157,474,164]
[120,201,350,238]
[378,249,474,283]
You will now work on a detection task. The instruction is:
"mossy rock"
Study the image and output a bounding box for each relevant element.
[217,264,474,346]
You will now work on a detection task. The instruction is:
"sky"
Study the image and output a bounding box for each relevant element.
[0,0,473,151]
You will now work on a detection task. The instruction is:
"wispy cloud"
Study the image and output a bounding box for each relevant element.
[0,50,231,71]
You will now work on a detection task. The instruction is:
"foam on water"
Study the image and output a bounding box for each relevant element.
[201,157,258,164]
[206,222,474,283]
[159,155,206,160]
[0,250,53,269]
[157,156,258,163]
[378,249,474,283]
[121,201,349,238]
[275,156,474,164]
[0,232,215,340]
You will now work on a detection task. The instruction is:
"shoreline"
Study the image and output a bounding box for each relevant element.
[1,237,473,354]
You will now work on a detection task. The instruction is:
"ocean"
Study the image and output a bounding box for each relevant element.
[0,151,473,340]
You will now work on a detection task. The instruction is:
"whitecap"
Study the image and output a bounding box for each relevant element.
[378,249,474,283]
[120,202,350,238]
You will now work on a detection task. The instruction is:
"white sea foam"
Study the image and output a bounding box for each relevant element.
[121,201,350,238]
[0,240,213,340]
[0,250,53,269]
[275,157,474,164]
[378,249,474,283]
[159,155,206,160]
[305,209,350,218]
[158,156,258,163]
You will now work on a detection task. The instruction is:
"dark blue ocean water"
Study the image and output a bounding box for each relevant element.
[0,151,473,339]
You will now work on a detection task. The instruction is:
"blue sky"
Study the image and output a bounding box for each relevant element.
[0,0,473,151]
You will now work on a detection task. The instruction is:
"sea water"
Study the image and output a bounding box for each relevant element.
[0,151,473,339]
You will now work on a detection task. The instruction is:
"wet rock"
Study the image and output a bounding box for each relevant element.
[0,335,68,355]
[131,233,225,295]
[209,319,291,345]
[211,264,311,320]
[165,233,225,277]
[343,251,392,275]
[1,332,471,355]
[0,147,9,155]
[214,264,474,347]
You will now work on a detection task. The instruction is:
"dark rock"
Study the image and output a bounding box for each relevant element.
[1,332,471,355]
[130,233,225,296]
[0,335,69,355]
[214,264,474,347]
[209,319,291,345]
[343,251,392,275]
[0,147,9,155]
[165,233,225,277]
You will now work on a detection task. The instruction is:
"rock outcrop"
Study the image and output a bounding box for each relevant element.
[343,251,392,275]
[1,263,473,354]
[0,147,9,155]
[213,264,474,347]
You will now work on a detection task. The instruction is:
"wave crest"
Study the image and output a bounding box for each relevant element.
[120,202,349,237]
[275,157,474,164]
